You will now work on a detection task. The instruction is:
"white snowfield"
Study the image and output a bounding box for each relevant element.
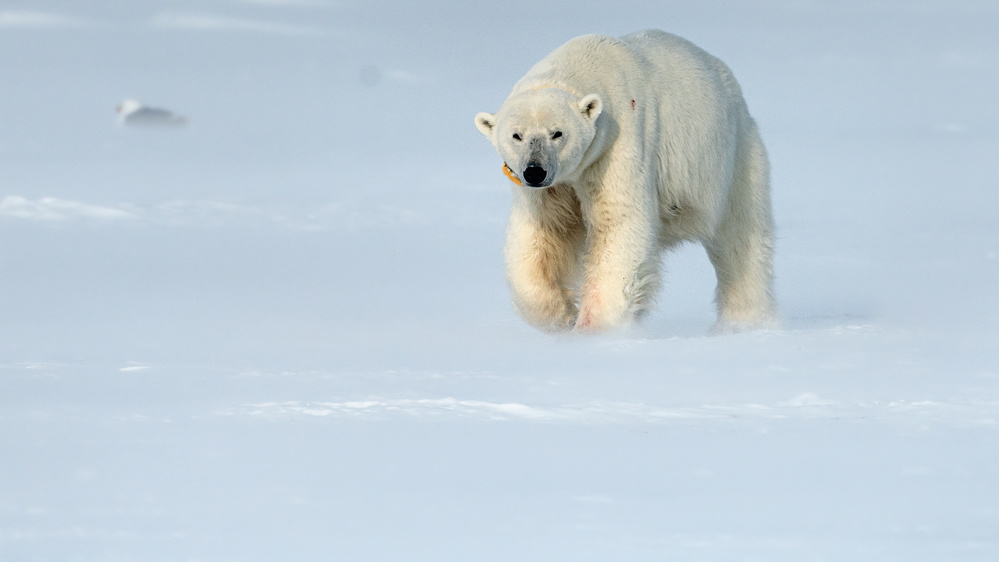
[1,1,997,561]
[226,392,999,428]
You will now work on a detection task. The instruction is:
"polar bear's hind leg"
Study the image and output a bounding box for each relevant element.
[704,123,778,333]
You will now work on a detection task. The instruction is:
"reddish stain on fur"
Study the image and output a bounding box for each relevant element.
[631,99,636,110]
[577,287,601,330]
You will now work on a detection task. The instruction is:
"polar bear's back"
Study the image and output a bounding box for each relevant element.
[621,30,747,111]
[515,30,745,113]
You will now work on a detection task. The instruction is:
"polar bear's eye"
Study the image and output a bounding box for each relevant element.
[512,133,523,141]
[551,131,563,140]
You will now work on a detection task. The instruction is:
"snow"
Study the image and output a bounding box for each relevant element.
[2,1,998,560]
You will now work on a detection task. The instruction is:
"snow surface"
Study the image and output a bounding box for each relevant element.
[2,1,998,560]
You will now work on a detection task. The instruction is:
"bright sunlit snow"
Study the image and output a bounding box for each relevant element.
[1,1,997,560]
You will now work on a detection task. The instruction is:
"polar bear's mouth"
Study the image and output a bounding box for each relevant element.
[502,162,523,186]
[504,162,553,188]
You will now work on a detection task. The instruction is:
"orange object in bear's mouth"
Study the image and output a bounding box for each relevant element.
[502,162,523,186]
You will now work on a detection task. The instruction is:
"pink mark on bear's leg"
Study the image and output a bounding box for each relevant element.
[575,286,602,331]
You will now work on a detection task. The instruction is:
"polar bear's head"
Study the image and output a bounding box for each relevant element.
[475,89,602,188]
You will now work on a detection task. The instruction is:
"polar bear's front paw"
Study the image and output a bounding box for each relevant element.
[573,289,630,332]
[573,307,620,332]
[573,308,601,332]
[514,298,577,333]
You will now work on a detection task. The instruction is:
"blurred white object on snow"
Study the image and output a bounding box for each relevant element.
[116,99,187,127]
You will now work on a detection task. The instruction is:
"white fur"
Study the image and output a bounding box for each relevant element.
[475,30,777,333]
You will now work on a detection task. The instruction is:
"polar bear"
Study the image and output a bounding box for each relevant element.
[475,30,777,333]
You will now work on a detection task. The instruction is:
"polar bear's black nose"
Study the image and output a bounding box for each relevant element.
[523,165,548,186]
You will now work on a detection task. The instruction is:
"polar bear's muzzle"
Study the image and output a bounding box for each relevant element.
[519,138,558,188]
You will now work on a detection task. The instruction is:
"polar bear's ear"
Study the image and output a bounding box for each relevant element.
[578,94,602,122]
[475,112,497,138]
